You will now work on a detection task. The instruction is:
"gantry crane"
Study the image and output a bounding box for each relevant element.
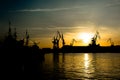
[52,31,65,49]
[61,34,65,46]
[30,40,40,49]
[107,38,114,46]
[8,20,12,36]
[89,31,100,46]
[25,29,29,46]
[13,28,17,40]
[70,39,77,46]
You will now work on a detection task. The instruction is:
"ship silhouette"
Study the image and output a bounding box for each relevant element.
[0,21,44,78]
[0,21,120,78]
[1,22,120,54]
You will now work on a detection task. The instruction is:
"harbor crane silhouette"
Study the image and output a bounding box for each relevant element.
[52,31,65,49]
[70,39,77,46]
[107,38,114,46]
[89,31,100,47]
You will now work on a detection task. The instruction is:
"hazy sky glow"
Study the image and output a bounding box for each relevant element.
[0,0,120,48]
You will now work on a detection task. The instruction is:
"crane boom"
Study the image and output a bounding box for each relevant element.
[70,39,77,46]
[52,31,65,49]
[107,38,114,46]
[89,31,100,46]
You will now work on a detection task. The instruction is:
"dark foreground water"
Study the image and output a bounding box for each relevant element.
[39,53,120,79]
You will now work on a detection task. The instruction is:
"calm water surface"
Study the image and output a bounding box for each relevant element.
[40,53,120,80]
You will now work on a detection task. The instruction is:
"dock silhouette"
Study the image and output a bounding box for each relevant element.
[50,31,120,53]
[1,22,120,54]
[0,21,120,78]
[0,21,44,78]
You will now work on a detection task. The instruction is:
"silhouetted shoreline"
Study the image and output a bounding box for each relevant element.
[0,22,120,79]
[42,45,120,53]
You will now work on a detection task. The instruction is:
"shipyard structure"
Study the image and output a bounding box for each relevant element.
[1,21,120,53]
[51,31,120,53]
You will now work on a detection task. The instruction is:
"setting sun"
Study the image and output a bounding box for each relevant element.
[78,33,93,44]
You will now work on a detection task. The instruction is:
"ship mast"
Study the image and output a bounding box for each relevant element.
[8,20,12,36]
[25,29,29,46]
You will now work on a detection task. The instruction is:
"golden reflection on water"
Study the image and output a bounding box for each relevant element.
[42,53,120,79]
[84,54,89,70]
[83,53,95,79]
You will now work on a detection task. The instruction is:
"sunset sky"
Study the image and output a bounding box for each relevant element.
[0,0,120,48]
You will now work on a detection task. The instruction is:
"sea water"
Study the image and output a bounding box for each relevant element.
[39,53,120,79]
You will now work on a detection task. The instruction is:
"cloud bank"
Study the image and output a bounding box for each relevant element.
[13,7,80,12]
